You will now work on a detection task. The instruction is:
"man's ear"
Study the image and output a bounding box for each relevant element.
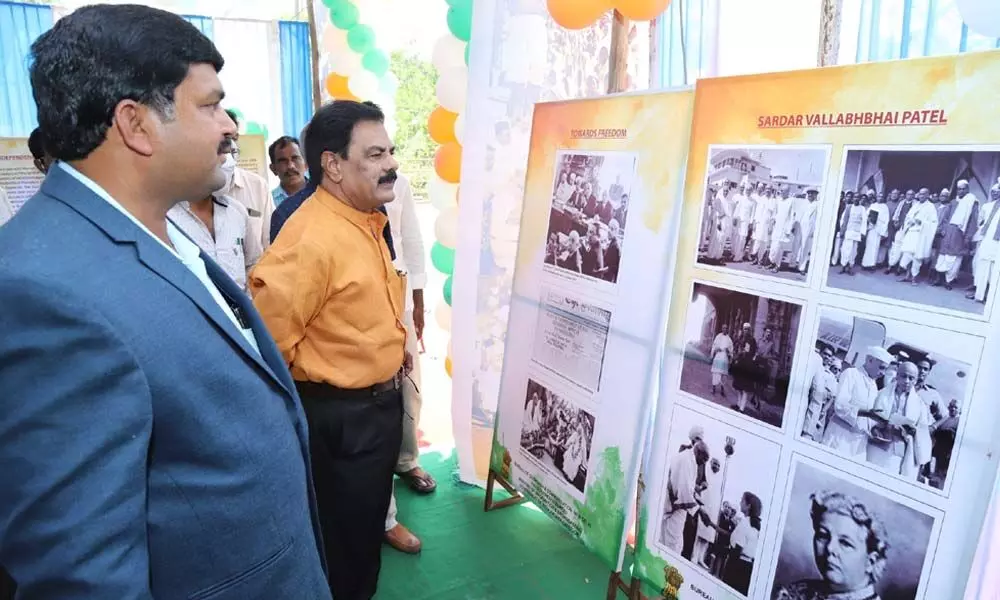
[323,150,343,184]
[113,99,156,157]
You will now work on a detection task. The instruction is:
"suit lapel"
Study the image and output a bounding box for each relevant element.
[40,166,294,397]
[132,237,289,394]
[201,254,296,396]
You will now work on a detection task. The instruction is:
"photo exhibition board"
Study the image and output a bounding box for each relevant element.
[634,51,1000,600]
[0,137,42,214]
[489,89,694,571]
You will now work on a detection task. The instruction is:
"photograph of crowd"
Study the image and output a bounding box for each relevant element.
[657,406,781,596]
[544,151,635,284]
[771,459,935,600]
[799,308,976,491]
[695,146,829,281]
[679,283,804,428]
[519,379,596,495]
[826,148,1000,315]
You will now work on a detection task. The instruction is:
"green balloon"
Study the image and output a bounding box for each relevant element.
[347,24,376,54]
[446,0,471,8]
[446,5,473,42]
[321,0,341,7]
[464,42,470,66]
[361,49,389,77]
[443,276,454,306]
[329,1,359,30]
[430,242,456,275]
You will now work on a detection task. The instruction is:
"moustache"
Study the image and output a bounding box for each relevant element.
[218,138,236,154]
[378,170,398,185]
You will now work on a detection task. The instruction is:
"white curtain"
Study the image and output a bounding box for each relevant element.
[212,18,285,145]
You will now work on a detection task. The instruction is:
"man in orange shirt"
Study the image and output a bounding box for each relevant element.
[250,100,409,600]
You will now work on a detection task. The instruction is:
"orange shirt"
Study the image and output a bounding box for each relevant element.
[249,187,406,389]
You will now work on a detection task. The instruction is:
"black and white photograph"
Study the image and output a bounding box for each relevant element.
[771,459,936,600]
[696,145,829,281]
[679,282,804,428]
[656,405,781,597]
[519,379,596,496]
[799,307,979,492]
[826,147,1000,316]
[532,289,612,393]
[544,150,635,284]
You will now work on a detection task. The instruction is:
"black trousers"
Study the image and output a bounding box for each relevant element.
[297,382,403,600]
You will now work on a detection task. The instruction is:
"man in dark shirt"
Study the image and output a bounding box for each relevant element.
[270,137,394,259]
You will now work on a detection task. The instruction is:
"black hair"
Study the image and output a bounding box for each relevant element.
[28,128,47,160]
[268,135,300,163]
[29,4,224,161]
[225,109,239,128]
[304,100,384,184]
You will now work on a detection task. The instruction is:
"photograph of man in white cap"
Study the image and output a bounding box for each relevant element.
[821,345,893,459]
[826,148,1000,314]
[804,307,976,491]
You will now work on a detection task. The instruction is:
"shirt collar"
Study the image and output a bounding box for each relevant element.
[313,186,387,230]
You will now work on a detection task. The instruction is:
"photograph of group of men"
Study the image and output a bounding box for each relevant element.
[827,148,1000,315]
[544,151,632,284]
[519,379,596,495]
[695,146,829,281]
[799,308,973,491]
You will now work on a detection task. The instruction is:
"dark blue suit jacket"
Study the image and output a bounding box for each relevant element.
[0,167,331,599]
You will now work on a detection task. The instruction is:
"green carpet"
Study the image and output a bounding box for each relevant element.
[377,450,619,600]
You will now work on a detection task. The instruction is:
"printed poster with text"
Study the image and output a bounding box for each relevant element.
[0,138,44,214]
[636,51,1000,600]
[489,89,694,570]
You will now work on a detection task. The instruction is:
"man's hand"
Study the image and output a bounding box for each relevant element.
[412,290,425,341]
[403,351,414,375]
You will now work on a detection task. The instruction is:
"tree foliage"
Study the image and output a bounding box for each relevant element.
[390,50,437,200]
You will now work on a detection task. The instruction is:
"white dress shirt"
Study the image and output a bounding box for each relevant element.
[0,186,13,227]
[226,167,274,251]
[384,173,426,312]
[58,162,259,354]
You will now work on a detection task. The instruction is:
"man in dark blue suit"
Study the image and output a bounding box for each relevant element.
[0,6,329,599]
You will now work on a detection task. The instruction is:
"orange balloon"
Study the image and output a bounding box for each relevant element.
[547,0,610,30]
[614,0,671,21]
[445,356,453,378]
[434,142,463,184]
[427,107,458,144]
[324,73,358,101]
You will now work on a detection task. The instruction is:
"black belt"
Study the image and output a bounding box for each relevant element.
[295,371,403,401]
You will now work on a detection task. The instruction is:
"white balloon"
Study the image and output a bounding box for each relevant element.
[434,207,459,248]
[432,35,466,72]
[957,0,1000,37]
[435,302,452,331]
[435,66,468,113]
[328,49,362,78]
[447,337,452,357]
[453,112,466,145]
[384,117,397,138]
[348,71,380,101]
[427,176,458,211]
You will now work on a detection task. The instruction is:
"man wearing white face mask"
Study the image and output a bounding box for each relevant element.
[167,140,263,292]
[223,109,275,250]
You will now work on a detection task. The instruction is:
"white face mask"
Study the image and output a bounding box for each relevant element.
[217,153,237,194]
